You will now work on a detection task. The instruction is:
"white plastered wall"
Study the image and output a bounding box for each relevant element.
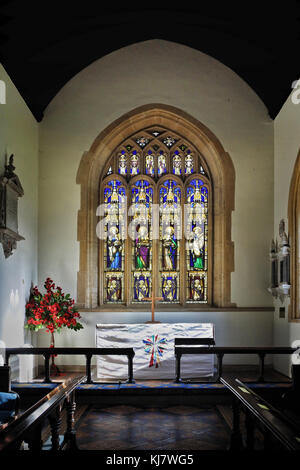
[273,82,300,376]
[36,40,274,367]
[0,64,39,376]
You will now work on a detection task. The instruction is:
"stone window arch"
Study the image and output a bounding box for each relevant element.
[76,104,235,310]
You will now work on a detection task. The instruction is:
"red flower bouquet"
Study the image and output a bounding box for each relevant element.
[25,278,83,334]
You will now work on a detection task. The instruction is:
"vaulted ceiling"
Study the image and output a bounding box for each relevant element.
[0,2,299,121]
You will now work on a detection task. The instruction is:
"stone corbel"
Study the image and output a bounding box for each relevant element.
[0,227,24,258]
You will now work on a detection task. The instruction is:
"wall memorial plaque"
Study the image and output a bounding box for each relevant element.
[0,154,24,258]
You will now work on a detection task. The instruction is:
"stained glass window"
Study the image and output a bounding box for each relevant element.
[100,127,210,306]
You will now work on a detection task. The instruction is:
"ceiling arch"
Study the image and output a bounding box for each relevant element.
[0,3,299,121]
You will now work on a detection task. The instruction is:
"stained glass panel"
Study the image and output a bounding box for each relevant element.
[159,180,181,302]
[185,179,208,302]
[103,179,126,303]
[172,150,182,176]
[118,150,127,175]
[185,151,194,175]
[145,150,155,177]
[158,150,167,177]
[130,179,153,302]
[130,150,140,176]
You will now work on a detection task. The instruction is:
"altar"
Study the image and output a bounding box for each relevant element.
[96,323,215,380]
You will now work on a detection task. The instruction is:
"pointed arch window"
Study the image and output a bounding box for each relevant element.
[99,126,212,306]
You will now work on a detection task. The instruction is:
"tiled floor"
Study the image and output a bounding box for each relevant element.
[75,404,230,450]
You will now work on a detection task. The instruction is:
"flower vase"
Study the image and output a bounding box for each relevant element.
[50,332,60,376]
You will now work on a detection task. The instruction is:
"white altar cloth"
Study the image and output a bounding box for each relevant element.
[96,323,214,380]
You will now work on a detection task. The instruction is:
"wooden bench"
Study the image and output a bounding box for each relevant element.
[0,365,19,425]
[0,374,85,451]
[221,375,300,450]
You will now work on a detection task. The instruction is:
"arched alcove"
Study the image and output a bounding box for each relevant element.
[76,103,235,309]
[288,149,300,322]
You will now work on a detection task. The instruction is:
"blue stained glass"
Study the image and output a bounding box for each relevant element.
[104,180,126,204]
[162,275,177,301]
[186,179,208,204]
[131,180,153,208]
[160,180,181,206]
[134,274,150,301]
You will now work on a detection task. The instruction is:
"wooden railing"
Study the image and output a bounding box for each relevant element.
[5,347,135,384]
[5,345,298,384]
[174,345,297,382]
[221,376,300,451]
[0,375,86,451]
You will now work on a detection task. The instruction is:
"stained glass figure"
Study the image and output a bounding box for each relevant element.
[135,225,150,269]
[118,150,127,175]
[134,272,151,302]
[106,226,123,269]
[106,274,122,302]
[189,226,204,269]
[185,151,194,175]
[101,127,210,306]
[162,226,177,270]
[172,150,182,175]
[189,274,205,301]
[130,150,140,176]
[158,151,167,176]
[162,273,178,302]
[145,150,155,177]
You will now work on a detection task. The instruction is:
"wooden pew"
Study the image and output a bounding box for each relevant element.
[0,366,19,424]
[0,374,86,451]
[221,376,300,451]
